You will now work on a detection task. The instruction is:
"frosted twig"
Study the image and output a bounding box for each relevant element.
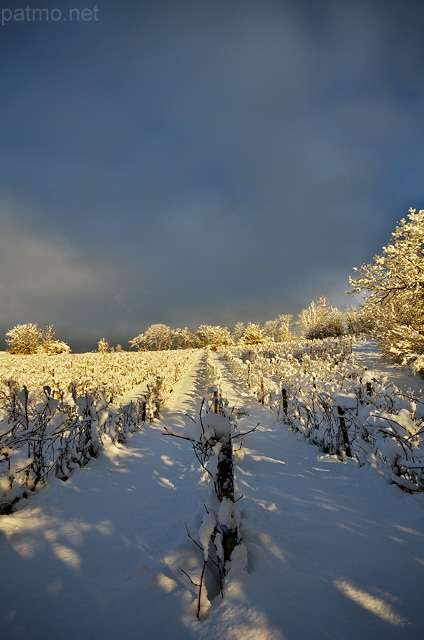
[230,423,260,440]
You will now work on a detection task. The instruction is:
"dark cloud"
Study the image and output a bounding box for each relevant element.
[1,0,423,349]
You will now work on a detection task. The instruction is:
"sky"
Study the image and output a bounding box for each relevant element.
[1,0,423,351]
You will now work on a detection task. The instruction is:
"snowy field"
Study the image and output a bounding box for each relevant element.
[1,346,424,639]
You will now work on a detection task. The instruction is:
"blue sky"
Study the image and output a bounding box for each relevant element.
[1,0,423,350]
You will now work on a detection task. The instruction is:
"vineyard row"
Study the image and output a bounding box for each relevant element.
[218,337,424,492]
[0,350,198,513]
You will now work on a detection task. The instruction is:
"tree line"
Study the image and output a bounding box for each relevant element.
[3,209,423,373]
[2,306,366,354]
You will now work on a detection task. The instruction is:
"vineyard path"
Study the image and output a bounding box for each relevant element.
[1,348,424,640]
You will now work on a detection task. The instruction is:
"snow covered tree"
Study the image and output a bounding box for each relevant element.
[97,338,110,353]
[39,325,70,354]
[195,325,233,347]
[264,315,295,342]
[5,323,70,355]
[298,297,344,339]
[40,339,71,354]
[232,322,246,342]
[325,307,345,338]
[276,314,295,341]
[144,324,173,350]
[263,319,279,341]
[5,323,44,354]
[348,209,424,367]
[129,333,147,351]
[298,299,325,339]
[173,327,196,349]
[343,306,376,336]
[129,324,173,351]
[241,322,265,344]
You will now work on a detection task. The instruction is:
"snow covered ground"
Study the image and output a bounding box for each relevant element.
[1,347,424,639]
[352,338,424,397]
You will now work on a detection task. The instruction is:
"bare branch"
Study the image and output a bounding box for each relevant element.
[162,426,192,441]
[185,523,203,552]
[181,569,200,587]
[197,560,207,619]
[199,398,205,435]
[230,423,260,440]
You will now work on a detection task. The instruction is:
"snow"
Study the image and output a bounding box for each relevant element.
[218,496,239,531]
[332,392,358,409]
[202,411,232,439]
[353,339,424,396]
[198,511,216,560]
[1,346,424,639]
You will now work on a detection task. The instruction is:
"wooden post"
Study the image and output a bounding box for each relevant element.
[260,377,264,403]
[212,393,238,564]
[282,387,288,414]
[217,440,237,563]
[217,441,235,502]
[213,389,219,415]
[337,406,352,458]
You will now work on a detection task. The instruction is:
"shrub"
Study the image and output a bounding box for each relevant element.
[5,323,70,355]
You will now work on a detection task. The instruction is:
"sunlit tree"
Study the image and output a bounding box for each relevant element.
[343,306,375,336]
[298,297,344,339]
[264,315,295,342]
[241,322,265,344]
[144,324,173,350]
[5,323,44,354]
[5,323,70,354]
[129,324,173,351]
[196,325,233,347]
[173,327,196,349]
[97,338,110,353]
[129,333,147,351]
[41,339,71,354]
[348,208,424,366]
[232,322,245,342]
